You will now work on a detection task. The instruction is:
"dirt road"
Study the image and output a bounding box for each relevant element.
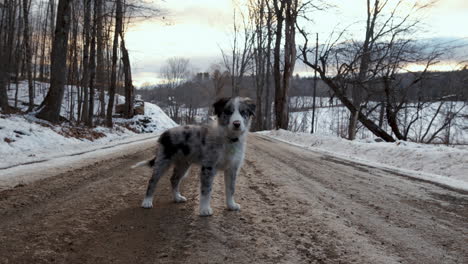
[1,135,467,264]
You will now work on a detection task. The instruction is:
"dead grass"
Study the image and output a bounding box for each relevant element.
[57,126,106,141]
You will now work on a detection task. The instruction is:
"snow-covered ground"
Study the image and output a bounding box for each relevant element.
[259,129,468,191]
[288,96,468,144]
[1,81,176,169]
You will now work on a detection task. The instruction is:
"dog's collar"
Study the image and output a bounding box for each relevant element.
[229,137,239,143]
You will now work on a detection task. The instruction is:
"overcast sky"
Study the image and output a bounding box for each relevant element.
[125,0,468,87]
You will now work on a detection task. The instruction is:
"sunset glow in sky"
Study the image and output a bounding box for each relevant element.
[126,0,468,87]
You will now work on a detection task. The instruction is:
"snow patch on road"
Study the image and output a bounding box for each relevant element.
[258,130,468,191]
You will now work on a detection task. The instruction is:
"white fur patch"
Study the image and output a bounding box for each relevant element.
[131,160,150,169]
[141,197,153,208]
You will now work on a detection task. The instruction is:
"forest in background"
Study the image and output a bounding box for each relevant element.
[0,0,157,127]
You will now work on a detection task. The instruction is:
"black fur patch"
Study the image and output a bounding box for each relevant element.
[201,126,208,145]
[184,130,191,141]
[159,130,191,158]
[158,131,176,158]
[202,166,213,171]
[213,97,231,117]
[240,98,256,117]
[180,143,190,155]
[149,158,156,167]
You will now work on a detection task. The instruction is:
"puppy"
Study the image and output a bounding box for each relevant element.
[141,97,255,216]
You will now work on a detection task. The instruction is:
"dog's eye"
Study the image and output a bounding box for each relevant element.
[240,110,248,117]
[223,109,233,115]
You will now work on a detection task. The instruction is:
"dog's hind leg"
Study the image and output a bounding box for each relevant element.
[170,161,190,203]
[199,165,217,216]
[141,157,171,209]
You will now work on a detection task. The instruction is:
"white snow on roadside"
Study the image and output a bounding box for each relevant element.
[258,130,468,191]
[0,134,159,190]
[0,113,174,169]
[1,81,177,169]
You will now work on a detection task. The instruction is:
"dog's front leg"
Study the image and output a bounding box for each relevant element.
[225,166,241,211]
[199,165,216,216]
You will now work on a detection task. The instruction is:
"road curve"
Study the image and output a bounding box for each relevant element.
[0,134,467,264]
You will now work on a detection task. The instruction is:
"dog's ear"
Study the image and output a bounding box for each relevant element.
[243,97,256,117]
[213,97,230,117]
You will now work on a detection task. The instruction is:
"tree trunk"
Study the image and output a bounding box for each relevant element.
[264,2,273,130]
[120,35,134,118]
[95,0,106,118]
[254,0,265,131]
[106,0,122,127]
[87,5,97,127]
[22,0,34,112]
[80,0,91,123]
[273,0,297,130]
[273,0,284,129]
[348,0,378,140]
[322,73,395,142]
[36,0,72,122]
[0,70,10,112]
[68,2,78,121]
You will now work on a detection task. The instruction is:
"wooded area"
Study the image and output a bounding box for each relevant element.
[0,0,155,126]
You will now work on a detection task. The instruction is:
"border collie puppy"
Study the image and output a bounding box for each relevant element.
[140,97,255,216]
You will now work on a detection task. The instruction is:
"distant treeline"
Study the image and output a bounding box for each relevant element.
[138,69,468,109]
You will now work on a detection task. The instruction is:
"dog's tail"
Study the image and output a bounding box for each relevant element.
[131,157,156,169]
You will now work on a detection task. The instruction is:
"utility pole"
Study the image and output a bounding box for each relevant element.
[311,33,318,133]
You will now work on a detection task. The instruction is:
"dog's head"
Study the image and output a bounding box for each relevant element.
[213,97,256,137]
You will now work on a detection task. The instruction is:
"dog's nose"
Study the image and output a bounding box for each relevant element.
[233,121,241,128]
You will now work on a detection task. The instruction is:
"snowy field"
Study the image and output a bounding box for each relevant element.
[288,96,468,144]
[259,129,468,191]
[1,81,176,169]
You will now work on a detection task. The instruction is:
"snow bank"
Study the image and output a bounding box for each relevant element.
[114,101,177,133]
[0,114,165,169]
[0,133,159,190]
[1,81,177,169]
[259,130,468,191]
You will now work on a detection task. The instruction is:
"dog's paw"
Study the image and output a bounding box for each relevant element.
[141,198,153,209]
[199,207,213,217]
[227,202,241,211]
[173,194,187,203]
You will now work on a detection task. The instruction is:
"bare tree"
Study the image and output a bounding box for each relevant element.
[95,0,106,118]
[106,0,123,127]
[272,0,299,129]
[22,0,34,112]
[36,0,73,122]
[87,2,97,127]
[161,57,191,122]
[210,63,229,98]
[250,0,269,131]
[220,2,255,96]
[80,0,92,124]
[120,32,134,118]
[299,0,437,142]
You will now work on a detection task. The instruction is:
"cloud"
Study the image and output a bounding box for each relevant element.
[157,0,233,31]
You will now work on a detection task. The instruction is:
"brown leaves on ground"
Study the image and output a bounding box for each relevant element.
[58,126,106,141]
